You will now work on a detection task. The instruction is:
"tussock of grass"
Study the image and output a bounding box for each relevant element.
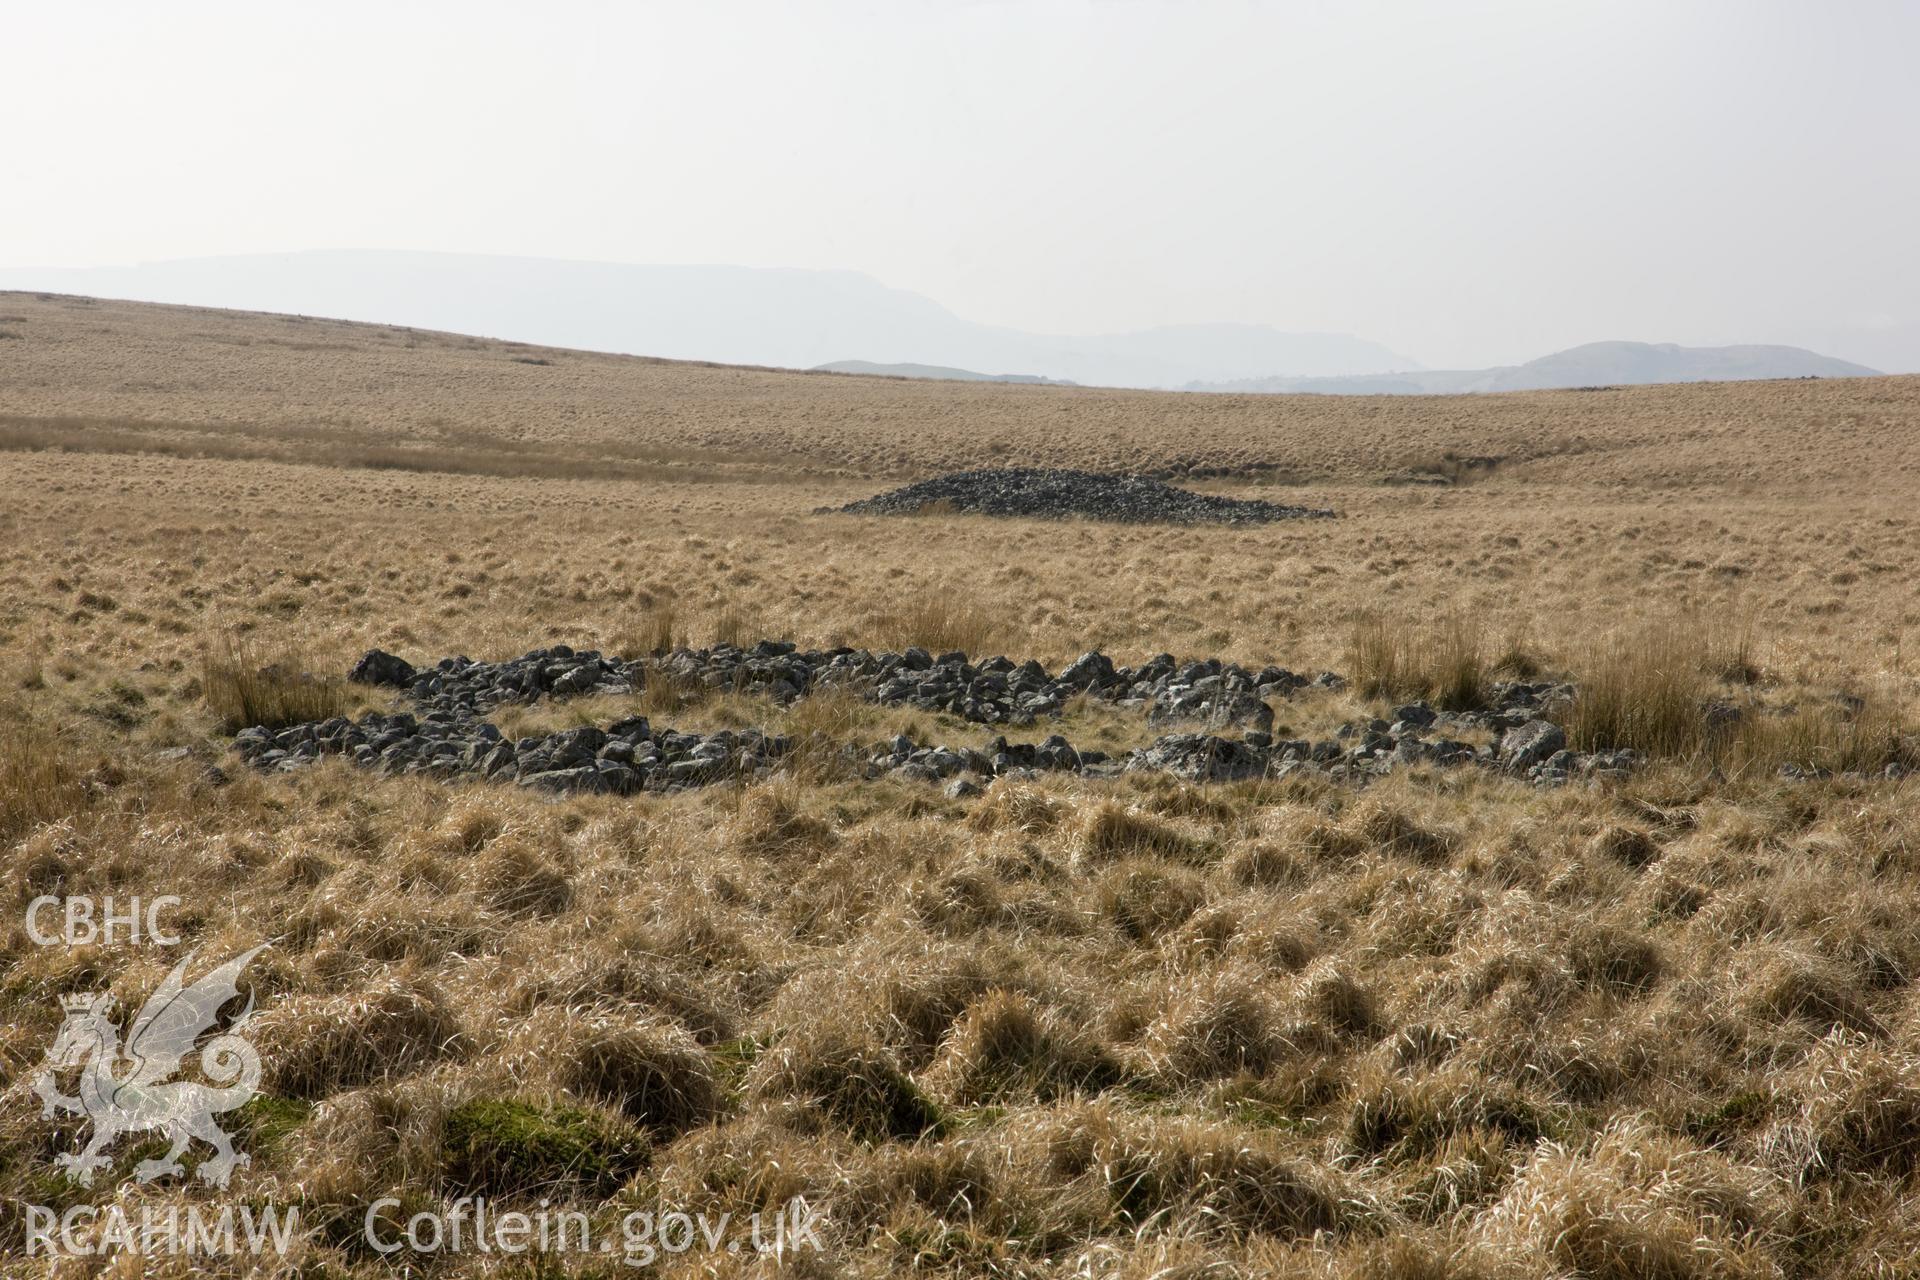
[1589,823,1662,868]
[470,837,573,916]
[862,1141,1016,1267]
[750,1025,944,1143]
[1766,1032,1920,1181]
[619,599,678,656]
[1053,1107,1348,1239]
[652,1114,848,1219]
[1097,861,1207,941]
[1742,950,1884,1037]
[1278,808,1371,862]
[635,661,705,717]
[1347,796,1458,863]
[1729,696,1919,777]
[1222,840,1305,887]
[779,683,868,738]
[967,778,1066,834]
[870,591,1004,657]
[1566,923,1663,995]
[922,989,1120,1104]
[1131,968,1293,1083]
[1564,621,1711,757]
[1349,611,1489,711]
[707,601,760,649]
[906,864,1007,934]
[257,975,469,1099]
[1494,621,1547,679]
[779,685,876,780]
[504,950,737,1046]
[1344,1070,1546,1159]
[1702,612,1763,685]
[0,714,87,839]
[1295,961,1383,1040]
[514,1007,721,1137]
[1474,1118,1785,1280]
[1073,798,1204,867]
[202,630,349,732]
[730,780,836,856]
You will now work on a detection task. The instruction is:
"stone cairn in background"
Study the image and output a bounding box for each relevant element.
[824,467,1337,525]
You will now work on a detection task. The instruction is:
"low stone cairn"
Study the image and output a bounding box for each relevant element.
[227,640,1636,796]
[824,467,1337,525]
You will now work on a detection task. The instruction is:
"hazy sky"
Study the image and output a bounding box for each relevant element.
[9,1,1919,369]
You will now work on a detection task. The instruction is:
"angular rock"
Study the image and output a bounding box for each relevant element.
[349,649,416,688]
[1502,719,1567,769]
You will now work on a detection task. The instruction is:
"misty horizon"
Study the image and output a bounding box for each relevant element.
[0,248,1901,388]
[8,2,1918,374]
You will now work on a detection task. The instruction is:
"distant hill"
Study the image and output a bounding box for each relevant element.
[814,360,1076,386]
[3,293,1916,494]
[1189,341,1880,395]
[0,250,1414,389]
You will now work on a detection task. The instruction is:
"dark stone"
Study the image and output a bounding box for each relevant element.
[349,649,416,688]
[824,467,1338,526]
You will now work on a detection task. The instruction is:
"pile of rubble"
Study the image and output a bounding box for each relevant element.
[228,642,1629,794]
[825,467,1337,525]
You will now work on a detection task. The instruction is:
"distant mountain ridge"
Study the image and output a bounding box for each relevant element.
[813,360,1076,386]
[1188,341,1880,395]
[0,250,1414,390]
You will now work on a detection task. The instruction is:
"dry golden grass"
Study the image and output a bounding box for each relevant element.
[0,714,87,842]
[869,591,1007,656]
[5,292,1920,490]
[201,630,352,732]
[1564,619,1717,757]
[1349,611,1490,710]
[0,294,1917,1276]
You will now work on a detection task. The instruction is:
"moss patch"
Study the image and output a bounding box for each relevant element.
[442,1098,648,1199]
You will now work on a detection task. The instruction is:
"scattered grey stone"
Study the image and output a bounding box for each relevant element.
[1503,719,1567,770]
[1391,703,1437,729]
[246,637,1905,797]
[1131,733,1267,782]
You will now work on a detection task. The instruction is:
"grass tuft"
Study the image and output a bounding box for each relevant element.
[749,1026,944,1143]
[1564,621,1710,757]
[622,599,678,656]
[870,591,1004,657]
[922,989,1121,1103]
[202,630,349,732]
[1349,611,1489,711]
[0,713,87,840]
[517,1008,722,1138]
[258,975,469,1100]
